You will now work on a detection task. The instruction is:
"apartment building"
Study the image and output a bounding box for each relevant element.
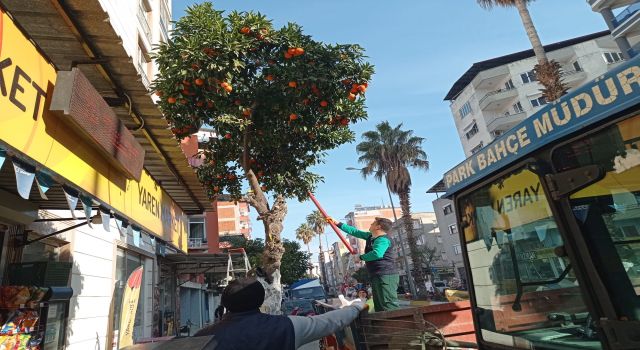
[445,31,631,157]
[588,0,640,58]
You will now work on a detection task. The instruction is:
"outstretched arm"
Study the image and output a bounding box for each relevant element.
[331,220,371,240]
[289,305,364,349]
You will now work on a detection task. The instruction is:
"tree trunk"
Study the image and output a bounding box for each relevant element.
[397,188,427,296]
[318,232,329,293]
[514,0,546,64]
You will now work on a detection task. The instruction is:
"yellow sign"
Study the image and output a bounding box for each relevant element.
[118,266,143,349]
[488,170,551,230]
[0,9,187,251]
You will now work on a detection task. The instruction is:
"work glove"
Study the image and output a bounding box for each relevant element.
[338,295,367,311]
[325,216,338,225]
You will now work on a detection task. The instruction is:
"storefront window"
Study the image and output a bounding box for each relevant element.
[553,114,640,318]
[460,168,599,349]
[112,248,149,347]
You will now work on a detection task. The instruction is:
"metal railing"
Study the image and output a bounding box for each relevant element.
[478,86,515,106]
[614,3,640,27]
[188,237,207,248]
[137,4,152,43]
[486,111,525,133]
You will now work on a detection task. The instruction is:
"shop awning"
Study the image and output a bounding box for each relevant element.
[0,0,211,214]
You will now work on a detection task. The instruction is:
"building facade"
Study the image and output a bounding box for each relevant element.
[445,31,632,157]
[0,1,224,349]
[588,0,640,58]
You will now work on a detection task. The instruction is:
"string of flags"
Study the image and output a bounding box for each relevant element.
[0,146,168,254]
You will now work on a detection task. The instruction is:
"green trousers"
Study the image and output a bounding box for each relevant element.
[370,274,399,311]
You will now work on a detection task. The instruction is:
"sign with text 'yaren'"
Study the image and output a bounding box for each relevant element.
[0,8,187,252]
[444,57,640,196]
[50,68,145,181]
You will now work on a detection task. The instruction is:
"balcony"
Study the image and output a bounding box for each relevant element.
[589,0,638,12]
[486,112,526,136]
[188,237,207,248]
[612,3,640,38]
[478,87,518,110]
[472,65,510,91]
[137,63,151,89]
[137,4,152,43]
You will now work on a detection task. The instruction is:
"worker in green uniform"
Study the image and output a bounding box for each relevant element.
[328,216,399,311]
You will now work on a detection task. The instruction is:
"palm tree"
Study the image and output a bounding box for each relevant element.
[356,121,430,293]
[307,211,329,290]
[477,0,567,101]
[295,223,315,254]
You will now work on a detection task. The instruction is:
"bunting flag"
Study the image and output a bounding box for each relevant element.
[115,217,126,237]
[62,186,80,219]
[133,227,141,247]
[126,225,133,240]
[0,148,6,170]
[79,193,94,227]
[535,225,548,243]
[35,171,54,200]
[149,235,156,247]
[100,208,111,232]
[158,243,166,257]
[12,159,36,199]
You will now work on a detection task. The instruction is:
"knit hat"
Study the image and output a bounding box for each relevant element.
[221,277,265,312]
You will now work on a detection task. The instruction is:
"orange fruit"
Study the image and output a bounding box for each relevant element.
[243,108,252,116]
[261,185,267,191]
[155,90,163,97]
[167,97,177,104]
[207,101,214,108]
[183,80,191,86]
[348,93,356,101]
[288,81,297,88]
[294,47,304,56]
[341,79,351,85]
[284,52,293,59]
[265,75,274,81]
[302,98,310,105]
[213,186,220,192]
[358,85,367,93]
[289,113,298,121]
[180,99,187,105]
[240,27,251,34]
[224,133,232,139]
[287,48,296,55]
[195,78,205,86]
[181,89,190,95]
[320,100,328,107]
[191,63,199,70]
[196,101,204,107]
[340,118,349,126]
[268,59,276,65]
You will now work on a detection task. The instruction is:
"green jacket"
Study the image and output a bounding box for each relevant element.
[337,223,392,262]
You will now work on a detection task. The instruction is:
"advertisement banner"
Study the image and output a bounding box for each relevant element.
[118,266,144,349]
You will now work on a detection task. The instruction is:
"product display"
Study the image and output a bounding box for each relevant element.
[0,287,47,350]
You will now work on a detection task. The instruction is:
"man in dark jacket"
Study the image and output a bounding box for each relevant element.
[330,216,399,311]
[194,277,365,350]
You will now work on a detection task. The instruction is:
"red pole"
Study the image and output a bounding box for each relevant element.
[308,192,356,255]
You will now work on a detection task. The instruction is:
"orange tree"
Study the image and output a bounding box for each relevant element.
[153,2,373,298]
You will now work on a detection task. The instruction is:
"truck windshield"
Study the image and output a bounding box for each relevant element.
[291,287,325,300]
[552,113,640,321]
[460,167,601,349]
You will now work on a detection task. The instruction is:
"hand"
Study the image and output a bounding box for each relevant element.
[338,295,367,311]
[326,216,338,225]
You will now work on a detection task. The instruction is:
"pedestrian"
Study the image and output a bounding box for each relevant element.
[194,277,367,350]
[357,289,375,312]
[328,216,399,311]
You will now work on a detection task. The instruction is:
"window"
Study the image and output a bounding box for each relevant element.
[504,79,515,90]
[471,142,484,154]
[441,252,448,261]
[453,244,462,255]
[159,0,171,42]
[459,101,472,119]
[437,235,443,244]
[520,70,537,84]
[189,217,206,247]
[465,123,479,140]
[448,224,458,236]
[412,220,421,229]
[603,52,624,64]
[552,114,640,297]
[443,204,453,215]
[459,167,593,349]
[113,249,150,346]
[137,44,150,88]
[530,96,547,108]
[573,60,583,72]
[513,101,524,113]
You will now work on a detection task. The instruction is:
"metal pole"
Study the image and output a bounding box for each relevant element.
[385,180,418,298]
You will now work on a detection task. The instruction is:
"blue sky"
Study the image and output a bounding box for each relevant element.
[173,1,606,252]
